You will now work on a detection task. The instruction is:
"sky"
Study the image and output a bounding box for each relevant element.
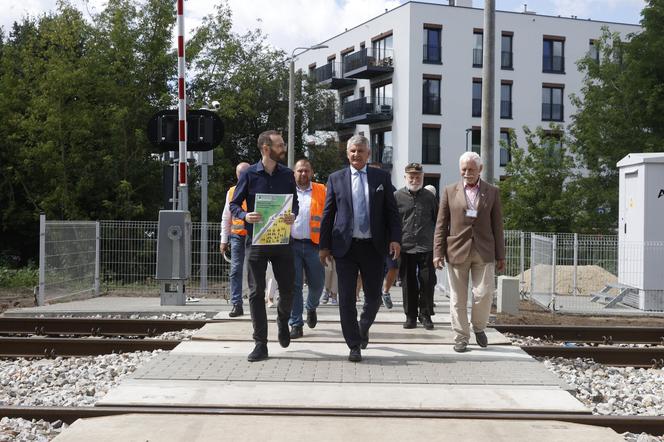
[2,0,646,53]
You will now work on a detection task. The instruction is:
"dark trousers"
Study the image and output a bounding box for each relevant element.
[246,243,294,344]
[335,239,383,349]
[400,251,435,318]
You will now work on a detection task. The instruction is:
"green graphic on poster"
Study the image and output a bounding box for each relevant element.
[252,193,293,245]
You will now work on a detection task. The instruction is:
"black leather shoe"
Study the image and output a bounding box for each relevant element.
[229,304,244,317]
[421,315,434,330]
[403,317,417,329]
[475,331,488,348]
[247,343,268,362]
[348,347,362,362]
[278,322,290,348]
[359,326,369,349]
[290,325,303,339]
[453,342,468,353]
[306,309,317,329]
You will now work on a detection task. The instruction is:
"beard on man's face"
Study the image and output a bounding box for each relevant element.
[406,183,423,192]
[269,147,286,163]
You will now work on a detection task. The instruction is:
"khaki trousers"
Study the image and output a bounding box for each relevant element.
[447,246,495,344]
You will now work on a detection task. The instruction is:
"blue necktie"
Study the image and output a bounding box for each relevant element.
[357,170,370,233]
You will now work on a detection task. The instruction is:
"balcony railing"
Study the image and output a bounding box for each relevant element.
[472,98,482,117]
[500,100,512,119]
[312,62,356,89]
[343,48,394,78]
[422,96,441,115]
[543,55,564,73]
[501,50,513,69]
[473,48,483,67]
[542,103,564,121]
[342,96,393,123]
[423,44,441,63]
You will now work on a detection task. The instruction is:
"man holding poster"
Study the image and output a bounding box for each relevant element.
[230,130,299,362]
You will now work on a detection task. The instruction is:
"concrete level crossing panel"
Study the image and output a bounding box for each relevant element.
[53,414,623,442]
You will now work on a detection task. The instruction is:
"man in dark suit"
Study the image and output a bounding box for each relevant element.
[319,135,401,362]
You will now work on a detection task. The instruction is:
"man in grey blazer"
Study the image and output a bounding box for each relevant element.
[433,152,505,353]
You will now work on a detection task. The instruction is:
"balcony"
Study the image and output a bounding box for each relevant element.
[371,144,393,170]
[343,48,394,79]
[342,96,393,125]
[473,48,483,67]
[311,106,353,132]
[543,55,565,73]
[542,103,564,122]
[423,44,441,64]
[313,62,356,89]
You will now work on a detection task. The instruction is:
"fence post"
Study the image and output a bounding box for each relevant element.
[519,231,525,288]
[94,221,101,296]
[38,213,46,306]
[552,234,557,298]
[573,233,578,296]
[529,234,534,297]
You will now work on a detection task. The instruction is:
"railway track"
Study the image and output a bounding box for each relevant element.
[494,324,664,345]
[0,406,662,435]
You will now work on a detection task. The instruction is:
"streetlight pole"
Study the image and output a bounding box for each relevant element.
[288,44,328,169]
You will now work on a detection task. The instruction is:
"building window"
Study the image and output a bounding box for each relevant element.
[499,130,512,166]
[500,82,512,119]
[422,78,441,115]
[372,83,392,109]
[472,79,482,117]
[423,175,440,196]
[372,34,393,63]
[588,39,600,63]
[542,85,564,121]
[422,126,441,164]
[501,33,513,69]
[473,30,483,67]
[423,27,442,63]
[543,37,565,73]
[471,128,481,154]
[371,129,393,165]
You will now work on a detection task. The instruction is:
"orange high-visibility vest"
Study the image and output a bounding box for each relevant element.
[309,182,326,245]
[227,186,247,237]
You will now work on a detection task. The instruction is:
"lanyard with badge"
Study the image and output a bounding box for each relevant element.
[464,182,479,219]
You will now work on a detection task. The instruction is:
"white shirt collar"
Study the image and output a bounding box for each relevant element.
[350,165,368,175]
[297,182,313,192]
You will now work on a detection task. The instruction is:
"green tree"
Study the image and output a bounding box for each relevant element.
[570,1,664,230]
[499,126,579,232]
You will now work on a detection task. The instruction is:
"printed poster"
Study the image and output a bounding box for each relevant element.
[252,193,293,245]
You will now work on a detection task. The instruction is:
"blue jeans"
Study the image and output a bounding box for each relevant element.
[289,239,324,327]
[229,234,246,306]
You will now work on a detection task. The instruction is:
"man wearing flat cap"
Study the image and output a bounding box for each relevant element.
[394,163,438,329]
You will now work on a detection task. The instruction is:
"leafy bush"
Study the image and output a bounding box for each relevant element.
[0,266,39,289]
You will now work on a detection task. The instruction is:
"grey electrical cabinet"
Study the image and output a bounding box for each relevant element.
[156,210,192,281]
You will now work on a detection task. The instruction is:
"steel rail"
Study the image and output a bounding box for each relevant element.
[0,337,180,357]
[494,324,664,345]
[0,406,663,435]
[522,345,664,368]
[0,317,208,337]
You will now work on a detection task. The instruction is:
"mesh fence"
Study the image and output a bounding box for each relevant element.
[39,216,99,305]
[99,221,230,299]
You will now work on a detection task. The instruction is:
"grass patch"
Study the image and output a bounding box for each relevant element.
[0,266,38,289]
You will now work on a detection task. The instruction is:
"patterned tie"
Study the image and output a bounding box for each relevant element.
[357,170,370,233]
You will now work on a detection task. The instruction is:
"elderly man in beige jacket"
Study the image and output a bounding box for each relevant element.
[433,152,505,353]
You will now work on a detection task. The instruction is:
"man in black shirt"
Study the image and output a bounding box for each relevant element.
[394,163,438,330]
[230,130,298,362]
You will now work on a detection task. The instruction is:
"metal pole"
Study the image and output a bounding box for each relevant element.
[171,161,177,210]
[288,58,295,169]
[200,155,208,292]
[481,0,495,182]
[573,233,578,295]
[519,231,525,288]
[176,0,188,211]
[552,234,557,299]
[38,213,46,306]
[94,220,100,296]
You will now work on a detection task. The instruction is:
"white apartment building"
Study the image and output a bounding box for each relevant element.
[295,0,640,191]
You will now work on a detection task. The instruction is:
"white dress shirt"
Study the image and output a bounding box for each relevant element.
[220,189,232,244]
[291,184,312,240]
